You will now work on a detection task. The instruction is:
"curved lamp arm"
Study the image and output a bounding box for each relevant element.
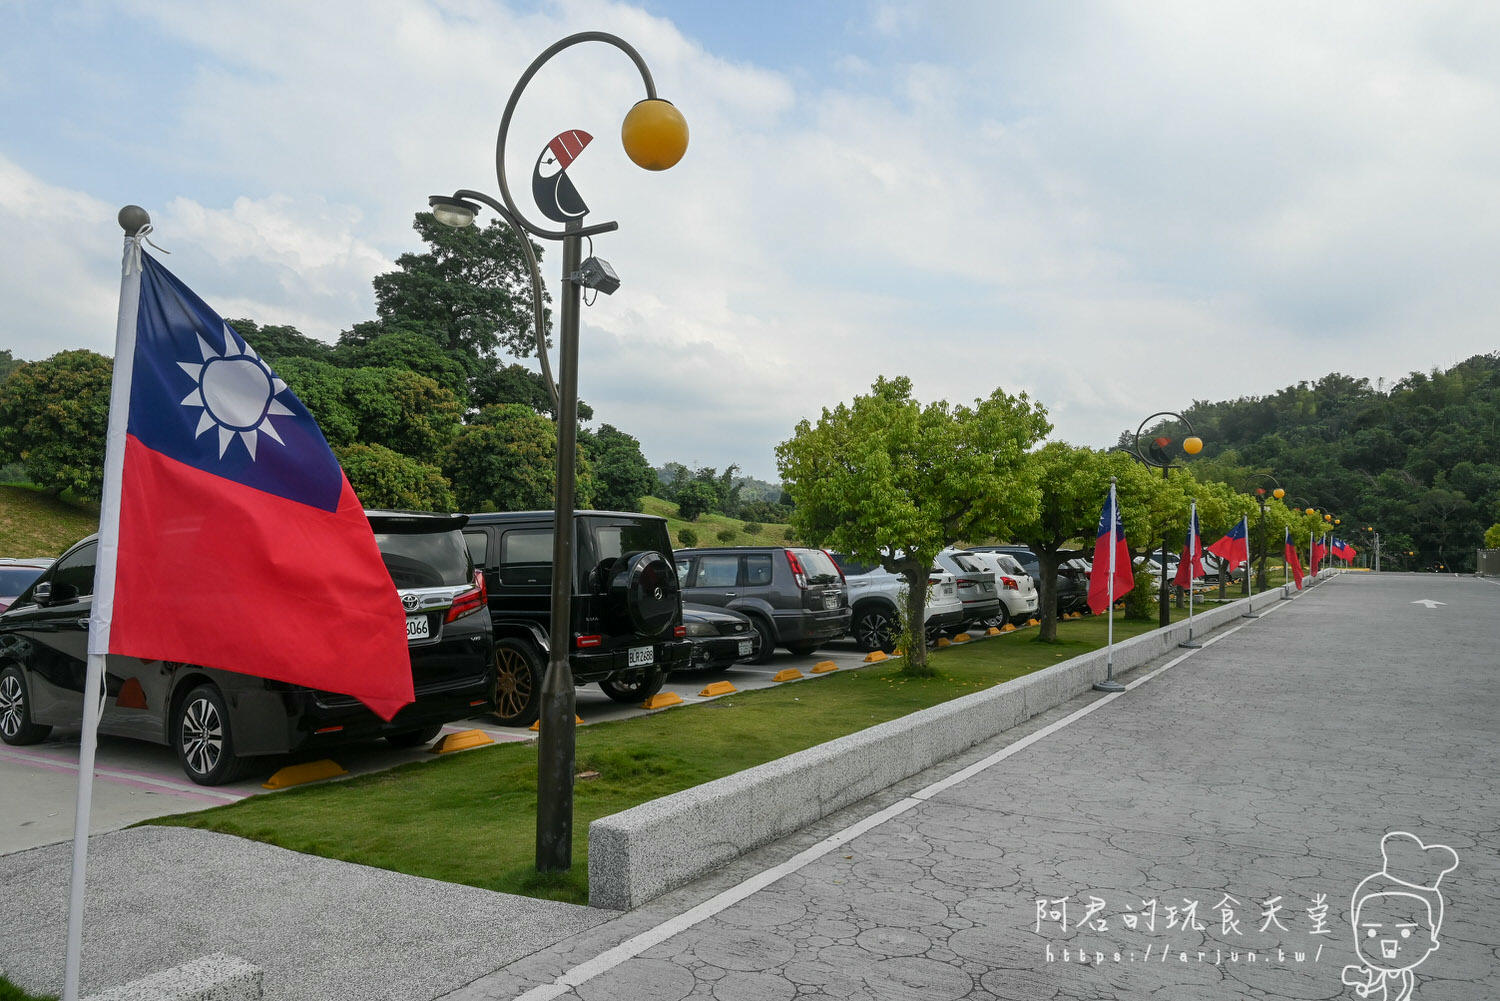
[452,189,559,409]
[1133,410,1197,469]
[495,31,657,241]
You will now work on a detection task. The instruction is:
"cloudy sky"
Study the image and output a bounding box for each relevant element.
[4,1,1499,479]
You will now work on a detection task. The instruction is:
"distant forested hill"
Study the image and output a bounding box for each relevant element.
[1144,352,1500,570]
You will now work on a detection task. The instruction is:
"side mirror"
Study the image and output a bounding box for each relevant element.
[34,582,79,606]
[31,582,51,605]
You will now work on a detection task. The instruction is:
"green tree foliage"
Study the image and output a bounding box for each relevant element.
[0,350,112,497]
[335,443,455,511]
[581,424,655,512]
[334,324,470,400]
[675,480,718,521]
[373,213,549,369]
[443,404,590,513]
[1485,523,1500,549]
[777,375,1051,673]
[0,349,18,384]
[469,362,592,420]
[224,318,332,365]
[677,528,698,547]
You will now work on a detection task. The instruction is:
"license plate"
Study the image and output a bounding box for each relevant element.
[823,593,839,610]
[738,639,752,656]
[628,646,654,667]
[406,615,430,641]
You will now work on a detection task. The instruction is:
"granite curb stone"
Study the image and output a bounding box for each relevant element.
[83,953,262,1001]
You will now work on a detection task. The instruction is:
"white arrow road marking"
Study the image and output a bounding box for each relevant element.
[1411,599,1446,608]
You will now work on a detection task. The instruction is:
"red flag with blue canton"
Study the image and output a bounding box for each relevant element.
[1087,486,1133,614]
[1284,526,1304,589]
[1206,517,1250,569]
[104,253,413,719]
[1173,508,1204,589]
[1310,536,1327,573]
[1333,538,1356,562]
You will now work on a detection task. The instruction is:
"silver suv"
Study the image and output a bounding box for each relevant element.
[674,547,851,662]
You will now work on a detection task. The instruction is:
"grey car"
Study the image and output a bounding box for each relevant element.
[674,547,851,662]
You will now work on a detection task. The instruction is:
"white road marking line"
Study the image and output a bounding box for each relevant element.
[509,600,1288,1001]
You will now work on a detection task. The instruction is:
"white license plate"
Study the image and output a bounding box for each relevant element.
[406,615,430,641]
[823,593,839,610]
[628,646,654,667]
[738,639,753,656]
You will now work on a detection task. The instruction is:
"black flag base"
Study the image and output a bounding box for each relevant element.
[1093,679,1126,693]
[1178,640,1203,649]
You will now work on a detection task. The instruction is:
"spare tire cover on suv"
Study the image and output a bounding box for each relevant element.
[607,552,679,638]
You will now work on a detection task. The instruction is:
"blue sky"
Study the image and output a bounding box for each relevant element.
[4,1,1500,480]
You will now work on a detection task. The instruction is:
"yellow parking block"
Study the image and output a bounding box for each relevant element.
[772,668,804,682]
[1027,618,1040,626]
[1002,623,1016,632]
[430,729,495,754]
[986,627,1001,636]
[529,715,584,731]
[642,692,685,710]
[811,661,838,674]
[699,680,737,697]
[262,759,347,789]
[953,632,971,643]
[936,637,952,648]
[863,650,888,663]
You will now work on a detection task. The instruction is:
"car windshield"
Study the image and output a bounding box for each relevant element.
[794,548,841,584]
[0,568,45,593]
[374,530,472,588]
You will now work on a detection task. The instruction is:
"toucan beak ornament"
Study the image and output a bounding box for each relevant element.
[532,129,593,224]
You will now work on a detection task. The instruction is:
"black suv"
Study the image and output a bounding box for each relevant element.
[0,512,495,784]
[463,510,692,726]
[673,547,850,662]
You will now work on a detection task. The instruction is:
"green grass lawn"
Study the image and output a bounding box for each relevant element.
[0,974,56,1001]
[641,496,799,548]
[0,484,98,557]
[149,607,1191,905]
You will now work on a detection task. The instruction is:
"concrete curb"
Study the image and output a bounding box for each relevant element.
[83,953,262,1000]
[589,574,1334,909]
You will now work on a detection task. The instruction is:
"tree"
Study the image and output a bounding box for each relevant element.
[470,362,592,420]
[0,349,18,385]
[1486,523,1500,549]
[223,318,332,365]
[334,324,470,400]
[582,424,655,512]
[335,443,455,510]
[443,404,591,513]
[0,349,112,498]
[373,213,550,368]
[675,480,718,521]
[1005,445,1159,642]
[777,376,1050,674]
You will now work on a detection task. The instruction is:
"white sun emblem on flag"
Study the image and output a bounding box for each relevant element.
[177,323,295,460]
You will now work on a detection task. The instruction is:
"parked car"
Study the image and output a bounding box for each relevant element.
[0,512,495,784]
[0,559,53,613]
[935,548,1003,629]
[680,603,760,670]
[463,510,692,725]
[674,546,850,663]
[825,553,965,652]
[970,546,1089,615]
[963,550,1040,626]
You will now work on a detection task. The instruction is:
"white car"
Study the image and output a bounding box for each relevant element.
[964,550,1040,626]
[827,553,965,652]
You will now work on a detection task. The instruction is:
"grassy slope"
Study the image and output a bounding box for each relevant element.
[641,495,799,548]
[0,485,98,557]
[150,607,1188,905]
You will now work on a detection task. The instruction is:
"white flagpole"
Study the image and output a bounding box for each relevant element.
[1094,478,1124,692]
[1180,500,1201,648]
[63,207,149,1001]
[1241,517,1261,619]
[1309,530,1315,585]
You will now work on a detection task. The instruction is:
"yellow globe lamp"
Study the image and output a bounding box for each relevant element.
[1183,436,1203,455]
[1335,518,1341,525]
[622,99,688,170]
[1305,508,1315,515]
[1324,514,1332,522]
[1273,488,1285,500]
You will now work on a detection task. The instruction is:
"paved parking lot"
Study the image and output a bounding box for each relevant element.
[0,637,878,856]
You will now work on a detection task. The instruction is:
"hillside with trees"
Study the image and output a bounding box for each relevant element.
[1140,352,1500,571]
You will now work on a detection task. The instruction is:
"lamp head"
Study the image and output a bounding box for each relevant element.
[428,194,479,228]
[1273,488,1285,500]
[1306,508,1315,515]
[622,98,688,170]
[1182,435,1203,455]
[572,256,620,295]
[1324,514,1332,522]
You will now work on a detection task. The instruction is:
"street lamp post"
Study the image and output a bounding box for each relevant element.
[429,31,687,873]
[1130,412,1202,629]
[1248,476,1283,592]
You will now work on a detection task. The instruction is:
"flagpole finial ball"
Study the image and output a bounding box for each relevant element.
[118,205,150,236]
[1109,476,1117,484]
[1183,436,1203,455]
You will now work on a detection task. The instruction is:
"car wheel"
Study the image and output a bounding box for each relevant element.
[173,684,246,786]
[851,607,898,653]
[384,723,443,748]
[491,638,542,727]
[599,666,667,703]
[983,604,1010,630]
[745,615,777,664]
[786,642,820,657]
[0,666,51,746]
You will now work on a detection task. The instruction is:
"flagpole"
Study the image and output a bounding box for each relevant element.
[1309,530,1315,586]
[1241,517,1260,619]
[62,207,148,1001]
[1180,500,1201,648]
[1094,478,1125,693]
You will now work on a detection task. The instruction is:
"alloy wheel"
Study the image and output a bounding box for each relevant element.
[0,675,22,739]
[180,696,224,778]
[494,647,534,720]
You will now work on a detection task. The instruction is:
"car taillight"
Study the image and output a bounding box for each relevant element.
[674,625,686,638]
[956,578,977,586]
[1001,576,1018,590]
[785,549,807,589]
[445,571,487,623]
[822,549,846,586]
[576,634,603,648]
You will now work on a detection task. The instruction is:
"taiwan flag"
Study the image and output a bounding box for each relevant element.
[1333,538,1356,563]
[1173,507,1205,590]
[1311,536,1327,574]
[1087,482,1133,615]
[1284,526,1305,589]
[89,251,413,719]
[1206,517,1250,570]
